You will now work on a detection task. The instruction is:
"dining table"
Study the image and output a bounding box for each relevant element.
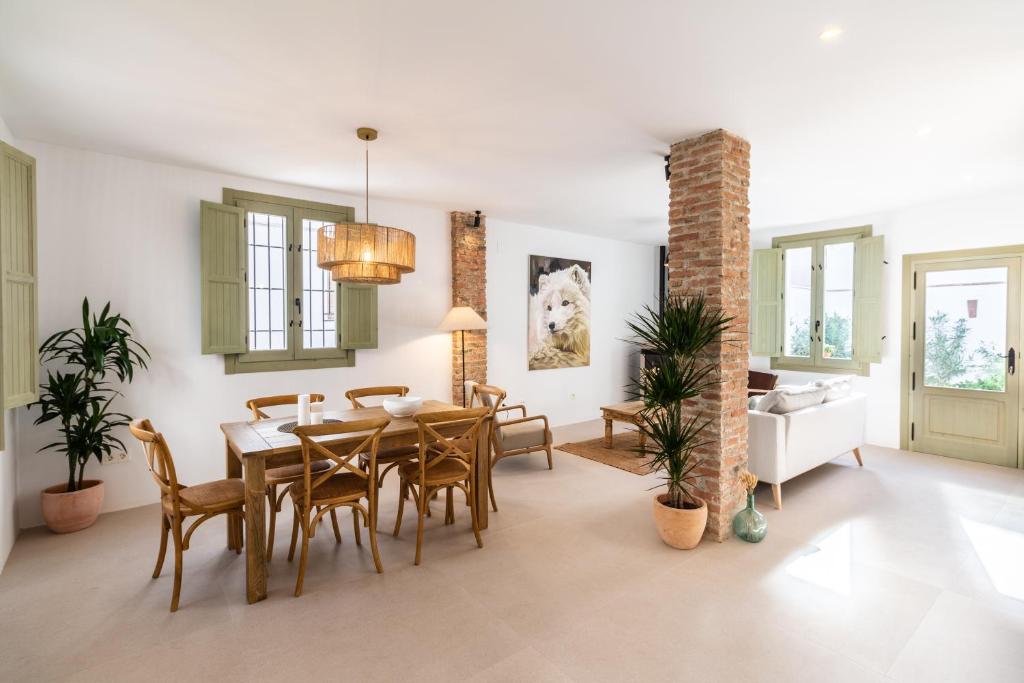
[220,399,491,604]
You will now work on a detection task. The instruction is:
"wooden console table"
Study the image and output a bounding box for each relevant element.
[600,401,647,450]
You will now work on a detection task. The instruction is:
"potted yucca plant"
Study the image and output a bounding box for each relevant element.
[627,292,732,549]
[31,299,149,533]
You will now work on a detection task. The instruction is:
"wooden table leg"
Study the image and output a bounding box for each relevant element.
[226,441,242,550]
[474,418,490,530]
[243,457,267,604]
[638,427,647,452]
[604,418,613,448]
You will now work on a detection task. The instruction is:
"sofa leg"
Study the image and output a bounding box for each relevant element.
[771,484,782,510]
[852,447,863,466]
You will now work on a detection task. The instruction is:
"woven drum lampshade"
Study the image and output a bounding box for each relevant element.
[317,127,417,285]
[317,223,416,285]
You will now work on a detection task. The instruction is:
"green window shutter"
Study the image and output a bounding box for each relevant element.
[200,201,248,354]
[853,235,885,363]
[338,283,378,349]
[0,142,39,409]
[751,248,783,357]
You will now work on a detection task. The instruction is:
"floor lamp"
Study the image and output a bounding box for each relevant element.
[440,306,488,407]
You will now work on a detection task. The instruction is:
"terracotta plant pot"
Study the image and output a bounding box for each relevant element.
[41,480,105,534]
[652,494,707,549]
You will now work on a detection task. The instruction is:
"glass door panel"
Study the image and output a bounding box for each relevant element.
[923,267,1008,392]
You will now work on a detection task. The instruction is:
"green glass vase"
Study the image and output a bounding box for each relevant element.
[733,492,767,543]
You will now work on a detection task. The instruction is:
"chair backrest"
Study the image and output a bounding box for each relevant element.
[345,386,409,409]
[467,382,506,414]
[748,371,778,392]
[246,394,327,421]
[129,418,182,507]
[292,418,390,509]
[414,407,490,480]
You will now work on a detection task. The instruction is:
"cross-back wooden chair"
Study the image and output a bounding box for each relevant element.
[467,383,507,512]
[130,419,245,612]
[394,407,489,565]
[245,393,330,562]
[345,386,420,491]
[289,418,390,596]
[468,381,554,512]
[344,385,408,408]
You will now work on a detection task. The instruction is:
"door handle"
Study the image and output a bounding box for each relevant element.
[1009,347,1016,376]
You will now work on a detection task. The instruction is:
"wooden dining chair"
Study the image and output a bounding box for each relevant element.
[288,418,390,596]
[345,386,420,491]
[129,419,245,612]
[394,407,489,565]
[245,394,330,562]
[467,381,553,512]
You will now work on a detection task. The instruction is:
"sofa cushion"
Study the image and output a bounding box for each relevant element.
[814,375,854,402]
[761,384,826,414]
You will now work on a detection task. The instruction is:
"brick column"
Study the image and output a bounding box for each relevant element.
[450,211,487,406]
[666,129,751,541]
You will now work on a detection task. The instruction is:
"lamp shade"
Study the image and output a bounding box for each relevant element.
[317,223,416,285]
[439,306,487,331]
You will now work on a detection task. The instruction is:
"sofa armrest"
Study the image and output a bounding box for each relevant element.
[747,410,786,484]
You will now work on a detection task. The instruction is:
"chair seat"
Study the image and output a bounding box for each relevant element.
[399,458,470,486]
[497,420,548,451]
[266,460,330,486]
[288,472,367,504]
[164,479,245,515]
[359,445,419,467]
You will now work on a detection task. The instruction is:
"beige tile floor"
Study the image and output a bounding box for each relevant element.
[2,419,1024,682]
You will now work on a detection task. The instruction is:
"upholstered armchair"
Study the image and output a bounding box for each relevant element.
[466,381,553,512]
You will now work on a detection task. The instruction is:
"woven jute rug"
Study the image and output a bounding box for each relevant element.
[555,431,653,476]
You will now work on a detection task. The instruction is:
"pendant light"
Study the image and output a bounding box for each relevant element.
[317,128,416,285]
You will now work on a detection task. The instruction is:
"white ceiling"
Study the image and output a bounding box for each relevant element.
[1,0,1022,243]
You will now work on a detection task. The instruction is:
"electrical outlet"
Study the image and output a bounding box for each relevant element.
[102,451,130,465]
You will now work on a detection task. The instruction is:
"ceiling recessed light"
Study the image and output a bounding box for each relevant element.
[917,125,933,138]
[819,26,843,42]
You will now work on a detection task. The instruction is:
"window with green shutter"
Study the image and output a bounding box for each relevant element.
[753,225,883,376]
[200,189,379,373]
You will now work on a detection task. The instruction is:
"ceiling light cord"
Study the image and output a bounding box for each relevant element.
[365,139,370,224]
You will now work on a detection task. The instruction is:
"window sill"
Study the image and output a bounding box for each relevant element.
[224,351,356,374]
[770,357,870,377]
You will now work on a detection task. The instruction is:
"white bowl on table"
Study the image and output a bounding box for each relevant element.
[382,396,423,418]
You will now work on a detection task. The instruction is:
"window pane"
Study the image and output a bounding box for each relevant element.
[823,242,854,360]
[784,246,812,357]
[301,219,337,349]
[924,267,1007,391]
[247,211,288,351]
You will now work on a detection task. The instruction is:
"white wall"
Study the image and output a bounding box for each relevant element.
[0,109,19,570]
[750,187,1024,447]
[488,219,659,426]
[0,112,13,143]
[13,141,657,528]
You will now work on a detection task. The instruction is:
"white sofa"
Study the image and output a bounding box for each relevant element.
[747,392,866,509]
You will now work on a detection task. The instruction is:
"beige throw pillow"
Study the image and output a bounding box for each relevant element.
[761,384,827,414]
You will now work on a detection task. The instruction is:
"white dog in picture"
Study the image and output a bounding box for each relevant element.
[528,263,591,370]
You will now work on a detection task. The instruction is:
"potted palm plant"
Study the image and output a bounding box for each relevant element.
[627,292,732,549]
[31,299,149,533]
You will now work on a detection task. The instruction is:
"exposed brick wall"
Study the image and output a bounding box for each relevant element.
[450,211,487,406]
[666,129,751,541]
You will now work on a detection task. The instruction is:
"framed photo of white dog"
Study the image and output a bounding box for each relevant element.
[528,255,592,370]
